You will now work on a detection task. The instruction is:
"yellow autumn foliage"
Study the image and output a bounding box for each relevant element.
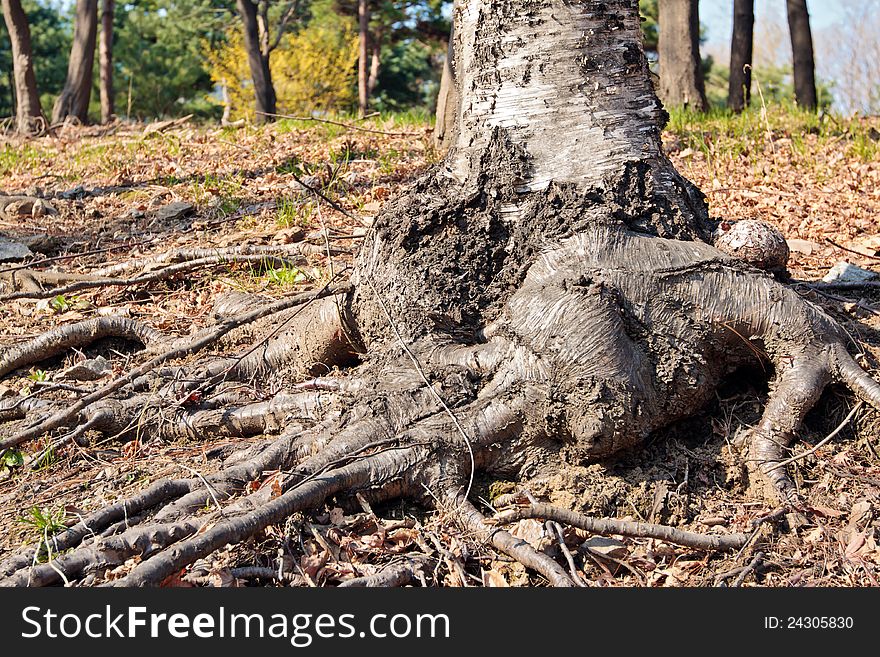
[203,23,358,120]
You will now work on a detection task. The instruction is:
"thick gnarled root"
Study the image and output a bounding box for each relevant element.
[745,344,880,504]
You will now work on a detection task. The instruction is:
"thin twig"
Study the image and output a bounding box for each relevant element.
[825,238,880,262]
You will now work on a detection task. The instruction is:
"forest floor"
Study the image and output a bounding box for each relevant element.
[1,106,879,587]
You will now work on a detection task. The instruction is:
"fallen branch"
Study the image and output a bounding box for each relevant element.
[1,253,316,302]
[492,503,749,551]
[90,242,336,278]
[338,556,432,588]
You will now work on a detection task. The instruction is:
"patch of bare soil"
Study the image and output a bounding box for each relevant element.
[0,115,878,586]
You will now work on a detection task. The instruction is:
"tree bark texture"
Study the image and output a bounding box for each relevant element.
[99,0,114,123]
[1,0,42,134]
[357,0,371,117]
[728,0,753,112]
[51,0,98,124]
[237,0,276,121]
[657,0,708,112]
[434,26,458,151]
[786,0,817,111]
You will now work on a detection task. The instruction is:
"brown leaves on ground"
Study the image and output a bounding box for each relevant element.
[1,110,880,585]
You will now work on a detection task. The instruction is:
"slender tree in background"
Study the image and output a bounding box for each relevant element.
[237,0,277,121]
[1,0,42,134]
[51,0,97,123]
[657,0,707,111]
[98,0,113,123]
[357,0,370,116]
[785,0,817,110]
[235,1,305,121]
[727,0,753,112]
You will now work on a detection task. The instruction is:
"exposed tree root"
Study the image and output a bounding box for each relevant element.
[0,282,351,448]
[0,316,164,378]
[4,218,880,587]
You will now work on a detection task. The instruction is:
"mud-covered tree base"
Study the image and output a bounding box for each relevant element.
[2,162,878,587]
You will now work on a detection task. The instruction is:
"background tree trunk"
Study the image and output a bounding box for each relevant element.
[1,0,42,134]
[237,0,276,122]
[433,25,457,152]
[727,0,753,112]
[357,0,370,117]
[51,0,98,124]
[99,0,114,124]
[367,30,381,98]
[786,0,817,110]
[657,0,708,112]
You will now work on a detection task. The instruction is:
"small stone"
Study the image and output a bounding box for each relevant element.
[714,219,790,271]
[154,201,194,222]
[822,261,878,283]
[582,536,629,558]
[0,238,33,262]
[786,238,819,255]
[60,186,86,200]
[61,356,113,381]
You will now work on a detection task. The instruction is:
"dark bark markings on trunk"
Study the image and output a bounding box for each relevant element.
[727,0,753,112]
[785,0,817,111]
[52,0,98,124]
[99,0,114,123]
[657,0,708,112]
[1,0,42,134]
[237,0,277,121]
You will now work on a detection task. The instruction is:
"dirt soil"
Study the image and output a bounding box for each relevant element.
[1,114,879,587]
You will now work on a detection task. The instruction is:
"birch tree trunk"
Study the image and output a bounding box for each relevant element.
[657,0,708,112]
[51,0,98,124]
[99,0,114,124]
[1,0,42,134]
[4,0,877,588]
